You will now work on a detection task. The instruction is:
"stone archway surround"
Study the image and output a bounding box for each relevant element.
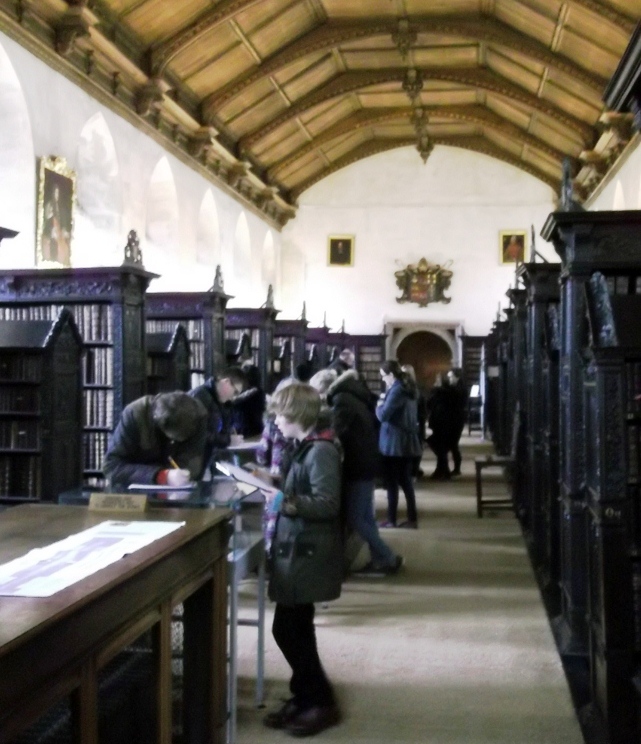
[384,320,463,366]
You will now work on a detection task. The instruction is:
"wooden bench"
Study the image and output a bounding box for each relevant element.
[474,411,519,518]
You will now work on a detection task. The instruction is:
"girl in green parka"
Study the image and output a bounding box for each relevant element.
[262,383,343,737]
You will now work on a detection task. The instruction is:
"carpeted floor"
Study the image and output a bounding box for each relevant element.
[232,436,584,743]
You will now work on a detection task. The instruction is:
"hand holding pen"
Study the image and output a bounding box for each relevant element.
[166,456,191,487]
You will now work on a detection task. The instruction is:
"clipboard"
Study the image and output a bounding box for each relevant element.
[216,461,274,493]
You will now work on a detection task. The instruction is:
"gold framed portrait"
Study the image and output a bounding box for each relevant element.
[36,155,76,267]
[499,230,527,265]
[327,235,354,267]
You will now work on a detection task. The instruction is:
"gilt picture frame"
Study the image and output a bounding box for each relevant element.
[499,230,527,265]
[328,235,354,267]
[36,155,76,267]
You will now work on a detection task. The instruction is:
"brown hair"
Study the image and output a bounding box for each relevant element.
[270,383,320,431]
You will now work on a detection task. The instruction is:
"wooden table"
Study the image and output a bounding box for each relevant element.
[0,504,231,744]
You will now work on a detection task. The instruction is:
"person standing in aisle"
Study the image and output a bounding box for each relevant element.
[262,383,343,737]
[446,367,469,476]
[376,360,422,529]
[326,367,403,575]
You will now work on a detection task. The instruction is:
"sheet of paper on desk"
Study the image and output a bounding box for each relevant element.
[216,461,273,492]
[0,520,185,597]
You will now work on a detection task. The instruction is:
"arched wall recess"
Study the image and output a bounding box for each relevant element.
[0,40,34,268]
[262,230,276,296]
[146,156,179,272]
[197,189,221,269]
[232,211,252,303]
[74,112,121,266]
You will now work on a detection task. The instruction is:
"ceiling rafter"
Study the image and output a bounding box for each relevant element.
[568,0,637,30]
[290,134,559,199]
[238,67,595,151]
[201,14,607,116]
[266,104,568,179]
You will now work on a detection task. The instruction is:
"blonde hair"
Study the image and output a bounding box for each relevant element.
[309,368,337,397]
[270,383,320,430]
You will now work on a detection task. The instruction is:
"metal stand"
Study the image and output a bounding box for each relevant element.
[227,522,266,744]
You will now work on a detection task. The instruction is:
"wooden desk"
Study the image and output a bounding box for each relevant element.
[0,504,231,744]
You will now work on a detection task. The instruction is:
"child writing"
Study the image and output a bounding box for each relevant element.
[261,383,343,737]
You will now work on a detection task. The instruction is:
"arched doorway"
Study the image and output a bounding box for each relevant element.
[396,331,452,390]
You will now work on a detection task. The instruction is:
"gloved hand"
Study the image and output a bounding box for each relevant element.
[166,468,191,487]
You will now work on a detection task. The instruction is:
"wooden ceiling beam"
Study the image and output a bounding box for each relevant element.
[289,134,559,200]
[238,67,595,151]
[201,14,607,116]
[266,104,568,179]
[567,0,636,32]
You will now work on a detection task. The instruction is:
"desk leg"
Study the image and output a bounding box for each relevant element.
[154,602,172,744]
[71,660,98,744]
[228,561,238,744]
[183,560,227,744]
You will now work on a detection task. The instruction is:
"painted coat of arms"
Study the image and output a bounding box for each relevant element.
[394,258,453,306]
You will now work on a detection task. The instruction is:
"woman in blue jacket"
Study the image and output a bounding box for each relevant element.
[376,360,423,528]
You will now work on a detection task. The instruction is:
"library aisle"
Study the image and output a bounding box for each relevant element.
[232,437,584,744]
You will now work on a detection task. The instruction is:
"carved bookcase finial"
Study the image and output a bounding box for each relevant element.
[212,264,224,292]
[122,229,143,266]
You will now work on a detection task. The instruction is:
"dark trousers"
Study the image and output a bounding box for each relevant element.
[272,603,335,710]
[382,455,418,524]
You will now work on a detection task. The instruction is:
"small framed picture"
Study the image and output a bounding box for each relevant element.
[36,155,76,267]
[327,235,354,267]
[499,230,527,265]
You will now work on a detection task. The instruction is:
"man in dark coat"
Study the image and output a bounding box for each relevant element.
[326,369,402,575]
[446,368,469,475]
[189,367,246,466]
[104,392,207,487]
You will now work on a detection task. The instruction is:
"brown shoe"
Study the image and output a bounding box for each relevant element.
[263,699,300,729]
[286,704,341,737]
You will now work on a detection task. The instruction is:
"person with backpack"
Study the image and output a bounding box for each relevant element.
[262,383,343,737]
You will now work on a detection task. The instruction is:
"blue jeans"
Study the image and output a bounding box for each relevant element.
[344,479,396,567]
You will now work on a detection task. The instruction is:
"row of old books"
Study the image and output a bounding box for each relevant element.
[0,355,42,382]
[0,419,40,449]
[83,430,110,473]
[0,385,40,412]
[84,347,114,386]
[0,303,114,343]
[0,455,41,499]
[84,388,115,429]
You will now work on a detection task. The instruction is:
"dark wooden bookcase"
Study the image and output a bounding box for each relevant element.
[146,324,190,394]
[0,308,83,503]
[274,310,308,381]
[226,290,279,391]
[146,268,231,388]
[0,265,157,487]
[347,334,386,394]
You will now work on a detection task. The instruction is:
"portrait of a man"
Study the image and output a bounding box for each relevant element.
[328,235,354,266]
[499,231,526,264]
[37,156,75,267]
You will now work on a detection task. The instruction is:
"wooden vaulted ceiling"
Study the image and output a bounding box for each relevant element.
[3,0,641,222]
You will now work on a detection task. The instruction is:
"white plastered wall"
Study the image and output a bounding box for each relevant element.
[0,31,280,305]
[281,146,557,336]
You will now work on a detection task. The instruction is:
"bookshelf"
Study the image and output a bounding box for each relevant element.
[146,324,190,394]
[349,334,386,395]
[0,265,157,487]
[226,288,279,391]
[0,308,83,502]
[274,308,309,381]
[146,268,231,388]
[272,337,292,387]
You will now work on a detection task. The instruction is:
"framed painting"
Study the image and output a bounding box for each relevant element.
[327,235,354,267]
[36,155,76,267]
[499,230,527,265]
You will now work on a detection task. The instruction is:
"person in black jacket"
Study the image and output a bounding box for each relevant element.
[104,392,208,487]
[189,367,246,468]
[425,374,456,480]
[326,369,403,575]
[446,368,468,475]
[231,363,266,437]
